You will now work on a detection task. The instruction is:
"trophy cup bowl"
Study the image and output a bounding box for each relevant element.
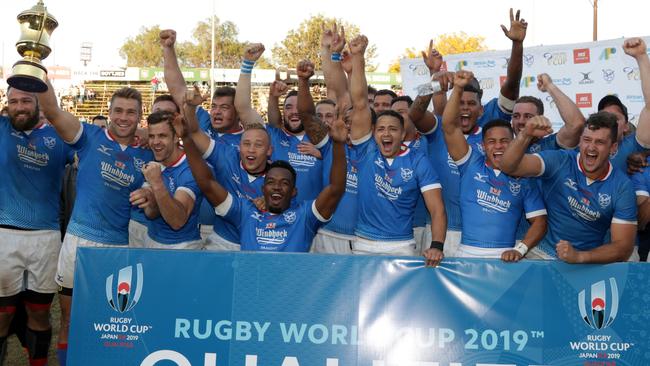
[7,0,58,93]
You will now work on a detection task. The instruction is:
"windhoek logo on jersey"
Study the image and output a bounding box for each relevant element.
[578,278,619,330]
[106,264,144,313]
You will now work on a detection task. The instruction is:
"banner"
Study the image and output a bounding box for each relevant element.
[401,37,650,131]
[69,248,650,366]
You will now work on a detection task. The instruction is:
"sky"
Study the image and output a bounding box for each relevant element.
[1,0,648,72]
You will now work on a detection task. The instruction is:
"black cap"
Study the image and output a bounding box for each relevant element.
[598,95,628,122]
[464,77,483,100]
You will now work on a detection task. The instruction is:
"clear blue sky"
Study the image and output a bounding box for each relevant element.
[1,0,648,71]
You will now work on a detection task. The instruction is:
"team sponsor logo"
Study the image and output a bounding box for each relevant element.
[407,63,430,76]
[106,264,143,313]
[602,69,615,83]
[101,161,135,187]
[231,173,241,185]
[567,196,601,221]
[476,189,511,213]
[552,77,572,86]
[400,168,413,182]
[625,95,643,104]
[545,95,557,109]
[578,278,619,329]
[474,172,488,183]
[280,139,290,148]
[573,48,591,64]
[509,181,521,196]
[97,144,113,156]
[455,60,468,71]
[167,176,176,192]
[265,222,276,229]
[287,151,316,168]
[599,47,617,61]
[43,136,56,149]
[479,78,495,90]
[490,187,501,196]
[283,211,297,224]
[564,178,578,191]
[16,144,49,167]
[523,54,534,67]
[623,66,640,80]
[255,227,288,245]
[374,156,384,169]
[501,57,510,68]
[346,164,358,192]
[520,76,536,88]
[578,72,594,85]
[575,93,593,108]
[543,52,567,66]
[598,193,611,209]
[528,143,541,153]
[374,173,402,201]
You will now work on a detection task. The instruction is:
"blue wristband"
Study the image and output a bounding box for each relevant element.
[331,52,342,62]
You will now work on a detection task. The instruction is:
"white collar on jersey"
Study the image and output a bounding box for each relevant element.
[576,152,613,185]
[239,161,265,183]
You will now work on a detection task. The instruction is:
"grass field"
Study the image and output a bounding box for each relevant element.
[6,296,61,366]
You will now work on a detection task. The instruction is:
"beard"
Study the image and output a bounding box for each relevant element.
[9,105,40,131]
[283,119,304,134]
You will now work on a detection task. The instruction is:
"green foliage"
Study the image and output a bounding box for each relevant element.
[119,25,164,67]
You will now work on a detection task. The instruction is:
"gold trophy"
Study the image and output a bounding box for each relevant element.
[7,0,58,93]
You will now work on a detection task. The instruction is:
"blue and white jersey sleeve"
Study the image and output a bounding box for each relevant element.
[196,107,214,136]
[613,178,638,225]
[535,149,568,180]
[523,180,547,219]
[631,159,650,197]
[477,97,512,127]
[610,134,650,172]
[414,149,441,193]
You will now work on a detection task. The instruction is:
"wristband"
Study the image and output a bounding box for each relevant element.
[331,52,342,62]
[241,59,255,74]
[514,242,529,257]
[430,240,444,251]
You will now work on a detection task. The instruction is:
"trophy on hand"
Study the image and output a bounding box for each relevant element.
[7,0,58,93]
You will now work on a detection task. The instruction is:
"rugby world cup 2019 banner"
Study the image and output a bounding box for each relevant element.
[400,37,650,132]
[69,248,650,366]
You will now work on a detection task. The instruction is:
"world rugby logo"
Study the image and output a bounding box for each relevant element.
[106,264,144,313]
[578,278,619,330]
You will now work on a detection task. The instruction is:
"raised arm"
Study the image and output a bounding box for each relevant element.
[36,79,81,142]
[441,71,472,161]
[160,29,187,108]
[296,60,329,145]
[321,23,351,109]
[267,71,288,128]
[500,116,553,176]
[183,85,211,154]
[409,42,450,133]
[348,35,373,141]
[142,161,194,230]
[171,114,228,207]
[314,118,347,219]
[499,8,527,107]
[537,73,584,148]
[623,38,650,145]
[234,43,265,127]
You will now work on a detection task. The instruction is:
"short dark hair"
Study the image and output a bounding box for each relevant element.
[92,115,108,123]
[597,95,628,122]
[585,111,618,142]
[367,86,377,96]
[376,109,404,126]
[152,94,180,113]
[482,119,514,141]
[267,160,297,185]
[463,77,483,103]
[146,110,175,133]
[284,90,298,107]
[374,89,398,100]
[316,99,336,108]
[110,87,142,115]
[391,95,413,107]
[212,86,236,101]
[515,96,544,115]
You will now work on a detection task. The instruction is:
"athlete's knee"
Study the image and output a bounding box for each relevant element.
[0,294,20,335]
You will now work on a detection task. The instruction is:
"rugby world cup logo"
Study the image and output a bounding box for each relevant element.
[106,264,144,313]
[578,278,619,330]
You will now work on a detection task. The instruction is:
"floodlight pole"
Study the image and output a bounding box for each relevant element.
[210,0,216,100]
[592,0,598,41]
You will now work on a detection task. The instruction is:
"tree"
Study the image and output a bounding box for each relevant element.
[388,32,488,72]
[271,14,378,71]
[120,25,164,67]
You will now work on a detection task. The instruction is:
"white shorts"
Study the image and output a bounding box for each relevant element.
[456,244,509,259]
[443,229,461,258]
[413,226,430,255]
[352,237,418,256]
[56,234,125,289]
[200,225,213,241]
[129,220,148,248]
[311,229,353,254]
[204,232,241,251]
[144,236,202,250]
[527,244,641,261]
[0,228,61,296]
[628,246,640,262]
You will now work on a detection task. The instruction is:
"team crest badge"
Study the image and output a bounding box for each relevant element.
[400,168,413,182]
[133,157,145,171]
[598,193,611,209]
[43,136,56,149]
[283,211,297,224]
[509,181,521,196]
